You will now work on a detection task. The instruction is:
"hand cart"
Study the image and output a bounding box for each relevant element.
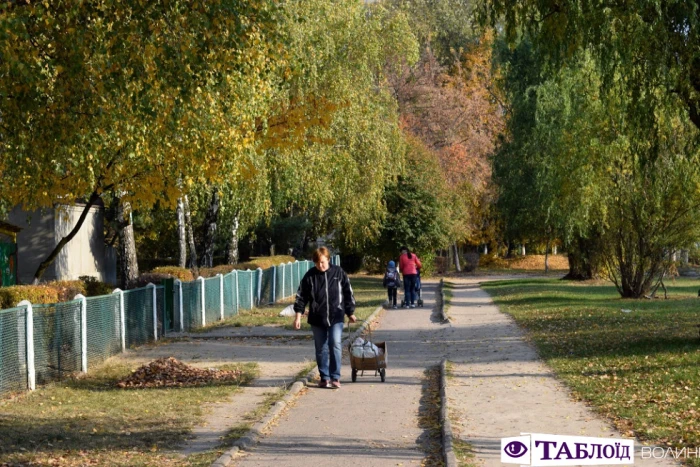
[348,321,387,382]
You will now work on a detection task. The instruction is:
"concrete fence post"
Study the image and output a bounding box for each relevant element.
[217,274,224,320]
[112,288,126,351]
[197,277,206,327]
[146,283,158,341]
[174,280,184,332]
[17,300,35,390]
[73,294,88,373]
[272,266,277,303]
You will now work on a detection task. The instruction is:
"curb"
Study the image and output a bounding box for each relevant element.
[211,304,384,466]
[438,279,450,323]
[440,359,458,467]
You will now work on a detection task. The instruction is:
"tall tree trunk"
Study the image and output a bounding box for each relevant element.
[520,244,526,256]
[117,200,139,289]
[177,198,186,268]
[183,195,199,277]
[544,239,550,273]
[453,243,461,272]
[553,244,557,255]
[199,187,220,268]
[563,236,600,281]
[227,214,240,265]
[32,191,101,284]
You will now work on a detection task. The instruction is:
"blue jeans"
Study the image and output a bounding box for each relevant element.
[403,274,417,305]
[311,322,344,381]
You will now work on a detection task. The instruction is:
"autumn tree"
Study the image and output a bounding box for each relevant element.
[0,0,281,283]
[385,0,505,263]
[259,0,419,248]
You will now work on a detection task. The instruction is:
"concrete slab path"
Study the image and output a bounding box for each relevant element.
[233,283,445,467]
[443,278,677,467]
[230,277,678,467]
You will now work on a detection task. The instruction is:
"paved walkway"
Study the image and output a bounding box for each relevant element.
[233,283,444,466]
[229,278,677,467]
[442,278,676,467]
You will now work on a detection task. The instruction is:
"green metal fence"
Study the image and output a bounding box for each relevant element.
[0,256,339,398]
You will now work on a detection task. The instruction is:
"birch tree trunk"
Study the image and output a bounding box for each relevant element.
[453,243,461,272]
[177,198,186,268]
[183,195,199,277]
[200,187,220,268]
[545,239,550,273]
[227,215,240,265]
[117,200,139,289]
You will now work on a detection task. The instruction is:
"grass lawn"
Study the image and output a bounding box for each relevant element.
[482,277,700,465]
[0,361,258,466]
[197,275,386,333]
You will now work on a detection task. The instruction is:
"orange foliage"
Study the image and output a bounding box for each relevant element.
[391,31,505,243]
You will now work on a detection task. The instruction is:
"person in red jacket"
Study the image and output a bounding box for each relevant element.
[398,246,422,308]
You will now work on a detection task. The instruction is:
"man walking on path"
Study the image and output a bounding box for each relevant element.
[232,278,677,466]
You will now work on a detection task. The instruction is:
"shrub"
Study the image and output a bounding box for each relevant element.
[132,273,172,289]
[199,265,236,278]
[78,276,114,296]
[479,253,509,269]
[150,267,194,282]
[463,252,480,272]
[0,285,60,309]
[419,251,437,277]
[48,280,87,301]
[199,256,298,278]
[340,253,363,274]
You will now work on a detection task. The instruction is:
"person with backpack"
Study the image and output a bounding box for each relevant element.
[399,246,422,308]
[382,260,401,309]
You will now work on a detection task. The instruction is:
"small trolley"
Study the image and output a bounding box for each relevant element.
[349,323,387,382]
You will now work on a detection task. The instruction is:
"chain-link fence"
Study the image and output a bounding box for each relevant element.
[0,256,339,398]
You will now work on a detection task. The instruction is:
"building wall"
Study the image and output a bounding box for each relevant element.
[54,204,115,284]
[8,205,116,285]
[8,207,56,284]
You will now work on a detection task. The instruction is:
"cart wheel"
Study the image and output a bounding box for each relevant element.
[352,369,358,382]
[380,368,386,382]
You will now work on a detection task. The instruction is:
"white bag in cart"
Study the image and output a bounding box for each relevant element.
[350,337,383,358]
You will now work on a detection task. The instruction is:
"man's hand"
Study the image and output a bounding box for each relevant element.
[293,313,302,330]
[348,314,357,323]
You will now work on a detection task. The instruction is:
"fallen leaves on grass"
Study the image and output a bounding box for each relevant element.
[116,357,244,389]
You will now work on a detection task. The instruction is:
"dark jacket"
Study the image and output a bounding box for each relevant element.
[293,264,355,327]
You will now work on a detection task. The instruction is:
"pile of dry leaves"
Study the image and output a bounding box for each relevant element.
[116,357,243,389]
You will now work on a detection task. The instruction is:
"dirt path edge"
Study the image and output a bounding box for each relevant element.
[440,359,459,467]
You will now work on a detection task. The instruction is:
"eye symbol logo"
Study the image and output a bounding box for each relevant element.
[504,441,528,458]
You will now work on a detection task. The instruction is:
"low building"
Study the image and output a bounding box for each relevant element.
[8,202,116,285]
